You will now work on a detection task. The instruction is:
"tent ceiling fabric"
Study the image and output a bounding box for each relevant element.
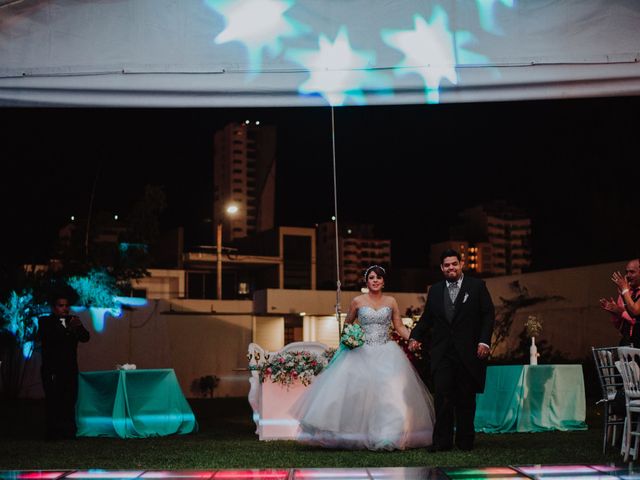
[0,0,639,107]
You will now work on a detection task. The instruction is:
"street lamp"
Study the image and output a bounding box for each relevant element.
[216,204,239,300]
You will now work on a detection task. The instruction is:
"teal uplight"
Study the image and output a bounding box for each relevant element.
[0,290,42,359]
[115,296,148,308]
[119,242,148,253]
[88,306,122,333]
[206,0,308,74]
[22,341,34,359]
[86,297,147,332]
[476,0,515,34]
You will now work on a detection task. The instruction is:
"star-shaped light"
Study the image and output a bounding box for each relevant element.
[382,7,459,103]
[286,26,378,106]
[206,0,306,73]
[476,0,515,34]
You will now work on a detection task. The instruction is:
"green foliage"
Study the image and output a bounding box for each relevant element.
[198,375,220,398]
[0,290,47,398]
[67,269,119,308]
[0,290,42,346]
[0,398,620,468]
[491,280,563,359]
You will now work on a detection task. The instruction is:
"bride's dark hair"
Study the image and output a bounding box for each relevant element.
[364,265,387,282]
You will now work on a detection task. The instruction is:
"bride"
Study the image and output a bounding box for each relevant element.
[291,265,435,450]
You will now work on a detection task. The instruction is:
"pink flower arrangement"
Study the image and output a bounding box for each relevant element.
[249,349,334,387]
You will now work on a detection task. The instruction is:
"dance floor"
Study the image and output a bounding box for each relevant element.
[1,465,639,480]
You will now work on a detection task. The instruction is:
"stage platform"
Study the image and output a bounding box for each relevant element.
[1,465,638,480]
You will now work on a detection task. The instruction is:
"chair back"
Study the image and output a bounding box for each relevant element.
[280,341,329,357]
[617,346,640,400]
[592,346,623,401]
[248,343,266,372]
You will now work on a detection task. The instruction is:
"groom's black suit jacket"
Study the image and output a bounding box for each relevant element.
[411,276,495,392]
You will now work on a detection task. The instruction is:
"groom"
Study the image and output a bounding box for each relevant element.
[409,249,495,451]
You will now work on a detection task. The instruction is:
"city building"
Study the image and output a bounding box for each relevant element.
[430,202,532,276]
[316,221,391,290]
[183,226,316,299]
[213,121,276,243]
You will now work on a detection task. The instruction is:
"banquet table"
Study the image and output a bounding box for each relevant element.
[77,368,198,438]
[474,364,587,433]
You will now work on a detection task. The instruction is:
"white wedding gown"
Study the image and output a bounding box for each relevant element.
[291,306,435,450]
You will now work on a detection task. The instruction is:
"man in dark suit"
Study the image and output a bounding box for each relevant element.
[37,294,90,440]
[409,249,494,451]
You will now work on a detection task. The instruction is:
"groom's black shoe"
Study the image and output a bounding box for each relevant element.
[427,444,453,453]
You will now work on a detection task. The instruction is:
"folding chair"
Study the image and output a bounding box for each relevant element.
[592,346,625,453]
[616,346,640,461]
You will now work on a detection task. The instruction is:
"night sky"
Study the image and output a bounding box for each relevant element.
[3,95,639,273]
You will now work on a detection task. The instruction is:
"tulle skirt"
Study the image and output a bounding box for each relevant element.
[291,341,434,451]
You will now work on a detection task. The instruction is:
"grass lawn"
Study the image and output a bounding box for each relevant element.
[0,397,622,470]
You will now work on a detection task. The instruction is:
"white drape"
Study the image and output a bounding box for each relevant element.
[0,0,639,106]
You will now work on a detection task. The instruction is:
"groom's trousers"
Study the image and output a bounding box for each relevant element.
[432,349,477,450]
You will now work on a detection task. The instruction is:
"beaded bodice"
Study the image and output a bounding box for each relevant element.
[358,306,391,346]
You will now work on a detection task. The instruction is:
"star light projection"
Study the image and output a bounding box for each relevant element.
[476,0,515,34]
[382,8,458,104]
[382,6,488,103]
[286,26,381,106]
[206,0,307,73]
[204,1,505,105]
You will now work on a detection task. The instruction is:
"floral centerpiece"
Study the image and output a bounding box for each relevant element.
[249,350,332,387]
[524,315,543,365]
[525,315,543,337]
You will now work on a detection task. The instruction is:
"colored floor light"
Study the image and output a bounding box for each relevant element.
[532,476,618,480]
[141,472,216,478]
[368,467,445,479]
[516,466,598,476]
[66,471,144,479]
[590,466,638,476]
[9,473,67,479]
[213,471,288,479]
[444,467,522,477]
[294,470,370,479]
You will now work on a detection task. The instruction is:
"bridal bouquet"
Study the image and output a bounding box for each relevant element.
[341,323,365,349]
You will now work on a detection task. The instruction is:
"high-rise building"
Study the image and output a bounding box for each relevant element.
[433,202,532,276]
[213,121,276,242]
[317,221,391,290]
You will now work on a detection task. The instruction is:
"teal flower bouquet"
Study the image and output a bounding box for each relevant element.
[341,323,365,349]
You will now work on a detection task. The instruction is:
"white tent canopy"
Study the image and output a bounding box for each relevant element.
[1,0,639,107]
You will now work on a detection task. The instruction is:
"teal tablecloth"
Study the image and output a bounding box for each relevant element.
[475,364,587,433]
[77,369,198,438]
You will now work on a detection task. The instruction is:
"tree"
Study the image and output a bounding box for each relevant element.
[0,290,45,399]
[490,280,564,359]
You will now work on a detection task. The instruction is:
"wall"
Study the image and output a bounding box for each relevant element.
[18,260,627,399]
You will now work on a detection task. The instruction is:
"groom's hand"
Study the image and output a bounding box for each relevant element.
[477,343,490,359]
